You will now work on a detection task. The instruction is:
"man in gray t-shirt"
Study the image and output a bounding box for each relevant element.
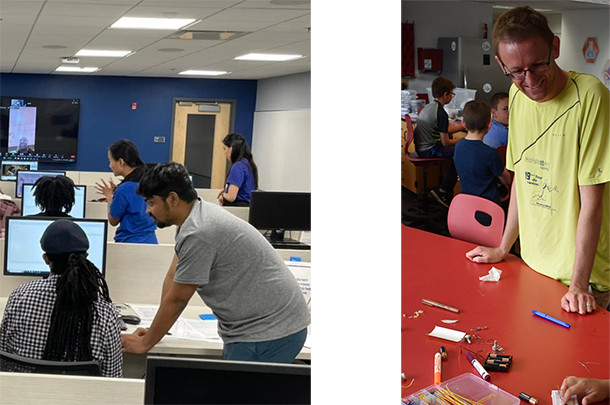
[121,163,310,363]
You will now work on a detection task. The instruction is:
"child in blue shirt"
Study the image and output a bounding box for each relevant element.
[454,100,511,206]
[483,92,509,149]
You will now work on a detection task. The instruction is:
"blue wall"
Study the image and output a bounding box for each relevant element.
[0,73,257,171]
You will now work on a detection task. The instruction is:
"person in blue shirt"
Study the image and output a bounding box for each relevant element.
[454,100,511,207]
[217,133,258,207]
[482,92,509,149]
[95,139,157,244]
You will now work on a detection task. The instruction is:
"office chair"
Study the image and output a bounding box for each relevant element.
[402,115,449,231]
[0,350,102,376]
[447,194,505,247]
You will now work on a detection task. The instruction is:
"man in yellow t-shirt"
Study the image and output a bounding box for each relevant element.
[465,6,610,314]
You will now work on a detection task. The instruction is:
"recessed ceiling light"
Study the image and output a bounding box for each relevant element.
[75,50,133,57]
[178,70,229,76]
[158,48,185,53]
[110,17,198,30]
[234,53,303,61]
[55,66,99,73]
[42,45,68,49]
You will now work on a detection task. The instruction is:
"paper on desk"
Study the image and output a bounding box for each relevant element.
[428,326,466,342]
[129,304,160,321]
[479,267,502,282]
[129,304,221,342]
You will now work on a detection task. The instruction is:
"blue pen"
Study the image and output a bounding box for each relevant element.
[532,310,570,329]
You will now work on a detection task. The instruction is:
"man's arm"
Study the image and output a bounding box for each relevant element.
[122,255,198,354]
[122,281,198,354]
[560,183,605,314]
[161,254,179,301]
[466,178,519,262]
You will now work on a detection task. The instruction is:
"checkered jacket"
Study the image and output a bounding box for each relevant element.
[0,274,122,377]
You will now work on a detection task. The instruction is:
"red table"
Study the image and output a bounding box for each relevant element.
[402,225,609,403]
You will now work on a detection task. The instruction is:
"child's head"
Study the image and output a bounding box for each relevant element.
[463,100,492,134]
[490,92,509,126]
[431,77,455,103]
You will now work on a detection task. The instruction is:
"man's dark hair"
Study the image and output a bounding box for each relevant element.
[137,162,198,202]
[463,100,491,132]
[33,176,75,214]
[43,252,111,362]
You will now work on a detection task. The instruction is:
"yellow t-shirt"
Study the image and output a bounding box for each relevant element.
[507,71,610,291]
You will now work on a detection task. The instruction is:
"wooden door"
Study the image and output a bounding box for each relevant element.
[171,102,232,189]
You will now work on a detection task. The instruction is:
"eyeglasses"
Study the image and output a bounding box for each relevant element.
[499,42,553,80]
[451,92,456,96]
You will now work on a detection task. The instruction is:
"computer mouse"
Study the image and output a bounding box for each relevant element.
[120,315,141,325]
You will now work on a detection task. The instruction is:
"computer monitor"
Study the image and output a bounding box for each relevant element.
[15,170,66,198]
[0,160,38,181]
[248,191,311,245]
[3,217,107,277]
[21,184,86,218]
[144,357,311,405]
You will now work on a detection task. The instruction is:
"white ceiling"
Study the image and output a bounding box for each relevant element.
[0,0,311,80]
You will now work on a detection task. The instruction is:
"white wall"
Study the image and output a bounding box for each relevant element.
[252,72,311,191]
[556,9,610,87]
[401,1,494,94]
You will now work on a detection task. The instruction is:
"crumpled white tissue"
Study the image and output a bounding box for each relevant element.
[479,266,502,282]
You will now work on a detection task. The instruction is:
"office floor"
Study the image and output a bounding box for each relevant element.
[400,187,450,237]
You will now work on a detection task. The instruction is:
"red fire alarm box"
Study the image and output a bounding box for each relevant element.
[417,48,442,73]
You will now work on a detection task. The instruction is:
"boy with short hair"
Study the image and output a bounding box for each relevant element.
[454,100,511,206]
[483,92,509,149]
[413,77,465,207]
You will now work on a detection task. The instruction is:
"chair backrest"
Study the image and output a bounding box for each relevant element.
[0,350,102,376]
[447,194,505,247]
[496,145,507,167]
[404,115,415,154]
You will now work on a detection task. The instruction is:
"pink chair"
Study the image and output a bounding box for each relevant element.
[447,194,505,247]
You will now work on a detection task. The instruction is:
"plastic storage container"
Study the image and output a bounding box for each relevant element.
[401,373,519,405]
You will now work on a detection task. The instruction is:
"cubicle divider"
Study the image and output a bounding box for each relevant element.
[0,240,310,303]
[0,372,144,405]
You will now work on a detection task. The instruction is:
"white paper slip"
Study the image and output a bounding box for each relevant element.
[551,390,577,405]
[479,267,503,282]
[428,326,467,342]
[129,304,160,321]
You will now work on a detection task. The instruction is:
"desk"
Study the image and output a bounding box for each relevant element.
[402,225,609,401]
[0,297,311,378]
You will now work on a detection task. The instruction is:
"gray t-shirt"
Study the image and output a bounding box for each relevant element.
[174,199,310,344]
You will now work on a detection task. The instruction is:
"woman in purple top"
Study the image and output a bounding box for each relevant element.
[217,133,258,207]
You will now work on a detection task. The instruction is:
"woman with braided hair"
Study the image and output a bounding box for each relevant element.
[95,139,157,243]
[0,219,122,377]
[31,175,76,217]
